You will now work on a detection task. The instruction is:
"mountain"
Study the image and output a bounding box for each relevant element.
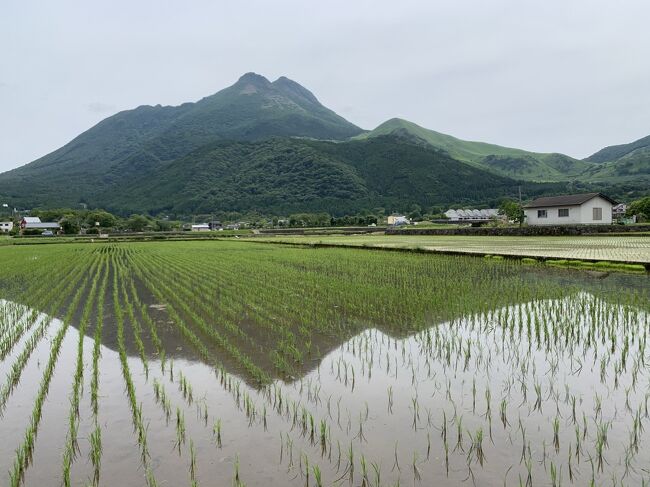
[357,118,591,181]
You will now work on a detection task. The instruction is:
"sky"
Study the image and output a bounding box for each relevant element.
[1,0,649,172]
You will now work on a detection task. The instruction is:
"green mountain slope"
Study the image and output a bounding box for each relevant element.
[0,134,568,215]
[96,136,571,214]
[581,135,650,186]
[357,118,590,181]
[585,134,650,164]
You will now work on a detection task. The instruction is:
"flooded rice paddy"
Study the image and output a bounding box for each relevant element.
[0,241,649,486]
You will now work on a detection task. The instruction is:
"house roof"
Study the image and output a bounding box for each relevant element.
[524,193,617,209]
[24,222,60,229]
[22,217,41,223]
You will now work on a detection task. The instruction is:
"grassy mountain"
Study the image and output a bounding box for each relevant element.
[585,134,650,164]
[357,118,591,181]
[581,135,650,186]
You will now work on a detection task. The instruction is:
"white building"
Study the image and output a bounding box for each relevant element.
[444,209,499,221]
[524,193,616,226]
[612,203,627,220]
[0,221,13,233]
[387,215,408,225]
[191,224,210,232]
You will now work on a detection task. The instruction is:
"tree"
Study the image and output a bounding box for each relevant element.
[86,210,117,228]
[59,214,81,234]
[627,196,650,219]
[499,200,524,225]
[126,214,150,232]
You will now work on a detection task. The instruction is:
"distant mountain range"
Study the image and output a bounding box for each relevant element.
[0,73,647,215]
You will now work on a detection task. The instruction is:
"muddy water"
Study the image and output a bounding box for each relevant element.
[2,292,650,486]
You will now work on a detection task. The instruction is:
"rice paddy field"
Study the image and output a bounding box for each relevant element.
[1,240,650,486]
[250,234,650,265]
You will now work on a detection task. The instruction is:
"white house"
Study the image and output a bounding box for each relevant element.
[0,221,13,233]
[524,193,616,226]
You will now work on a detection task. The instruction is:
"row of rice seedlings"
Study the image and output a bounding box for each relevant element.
[61,259,102,486]
[89,258,109,485]
[0,306,38,359]
[125,276,166,368]
[8,252,100,487]
[0,302,26,338]
[111,256,157,486]
[116,270,149,378]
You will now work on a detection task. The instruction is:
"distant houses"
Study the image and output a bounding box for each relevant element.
[444,209,499,222]
[0,221,13,233]
[524,193,616,226]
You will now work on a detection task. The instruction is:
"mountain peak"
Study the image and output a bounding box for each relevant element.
[237,72,270,84]
[234,72,272,94]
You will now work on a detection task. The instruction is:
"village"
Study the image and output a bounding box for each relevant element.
[0,192,646,238]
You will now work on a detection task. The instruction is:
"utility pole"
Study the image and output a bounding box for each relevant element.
[518,186,523,227]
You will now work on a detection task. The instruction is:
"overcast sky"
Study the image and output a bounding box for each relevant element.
[1,0,649,172]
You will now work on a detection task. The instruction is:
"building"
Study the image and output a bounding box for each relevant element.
[190,224,210,232]
[524,193,616,226]
[0,221,13,233]
[444,209,499,221]
[19,217,61,233]
[612,203,627,220]
[208,221,223,231]
[387,214,408,225]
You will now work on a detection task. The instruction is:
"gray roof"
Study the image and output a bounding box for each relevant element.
[24,222,60,229]
[524,193,617,209]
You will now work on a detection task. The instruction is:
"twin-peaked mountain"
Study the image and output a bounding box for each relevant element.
[0,73,647,215]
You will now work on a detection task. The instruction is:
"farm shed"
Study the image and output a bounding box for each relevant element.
[524,193,616,226]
